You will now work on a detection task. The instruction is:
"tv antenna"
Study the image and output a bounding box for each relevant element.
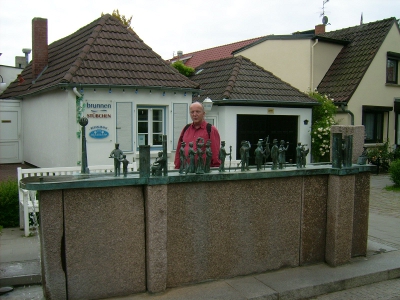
[320,0,330,25]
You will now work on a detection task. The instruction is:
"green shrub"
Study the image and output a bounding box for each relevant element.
[389,159,400,186]
[0,179,19,228]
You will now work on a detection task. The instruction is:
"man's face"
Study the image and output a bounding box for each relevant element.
[190,103,205,125]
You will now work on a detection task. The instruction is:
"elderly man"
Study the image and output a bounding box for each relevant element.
[174,102,221,170]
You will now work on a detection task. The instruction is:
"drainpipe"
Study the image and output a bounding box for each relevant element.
[310,39,318,91]
[340,104,354,125]
[73,87,82,98]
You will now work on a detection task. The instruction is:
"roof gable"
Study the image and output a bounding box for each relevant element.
[317,17,398,103]
[191,56,317,106]
[1,14,199,99]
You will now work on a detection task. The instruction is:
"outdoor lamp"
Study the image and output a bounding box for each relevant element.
[304,119,309,125]
[0,75,6,92]
[203,97,213,111]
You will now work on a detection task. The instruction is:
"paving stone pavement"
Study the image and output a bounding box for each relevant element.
[309,278,400,299]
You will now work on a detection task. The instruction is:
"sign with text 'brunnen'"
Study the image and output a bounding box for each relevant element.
[85,100,113,143]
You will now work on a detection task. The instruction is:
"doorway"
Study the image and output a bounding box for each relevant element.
[236,114,298,165]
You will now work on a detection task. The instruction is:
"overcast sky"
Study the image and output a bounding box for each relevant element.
[0,0,398,67]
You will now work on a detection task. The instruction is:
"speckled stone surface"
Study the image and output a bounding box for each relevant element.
[166,177,303,288]
[352,172,370,256]
[145,185,168,293]
[63,186,146,300]
[300,175,328,265]
[39,190,66,300]
[326,175,355,266]
[331,125,365,163]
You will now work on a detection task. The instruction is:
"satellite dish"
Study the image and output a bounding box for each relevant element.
[322,16,329,25]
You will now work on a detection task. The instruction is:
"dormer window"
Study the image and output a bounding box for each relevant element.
[387,52,400,84]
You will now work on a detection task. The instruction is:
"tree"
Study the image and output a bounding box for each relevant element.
[102,9,133,31]
[171,61,194,77]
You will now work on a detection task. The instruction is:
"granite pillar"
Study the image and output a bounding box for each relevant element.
[326,175,355,266]
[331,125,365,163]
[352,172,370,256]
[39,190,66,300]
[145,184,168,293]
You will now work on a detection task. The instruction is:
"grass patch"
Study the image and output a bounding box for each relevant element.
[384,185,400,192]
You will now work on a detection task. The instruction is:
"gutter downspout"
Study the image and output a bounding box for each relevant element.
[310,39,318,91]
[340,104,354,125]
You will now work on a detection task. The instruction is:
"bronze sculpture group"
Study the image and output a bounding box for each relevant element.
[109,137,309,177]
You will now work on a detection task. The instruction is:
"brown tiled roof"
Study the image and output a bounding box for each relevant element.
[1,14,199,99]
[317,17,398,103]
[191,56,317,106]
[167,37,264,69]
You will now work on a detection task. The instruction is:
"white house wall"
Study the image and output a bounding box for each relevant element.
[313,41,343,92]
[81,88,190,167]
[211,105,312,163]
[22,89,76,167]
[236,39,312,92]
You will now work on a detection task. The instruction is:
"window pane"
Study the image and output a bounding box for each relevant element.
[376,113,383,142]
[153,134,163,145]
[387,59,397,83]
[153,109,163,121]
[364,113,374,141]
[138,109,148,121]
[153,122,162,133]
[138,122,148,133]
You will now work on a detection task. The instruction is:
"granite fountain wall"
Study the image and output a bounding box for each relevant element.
[21,165,373,300]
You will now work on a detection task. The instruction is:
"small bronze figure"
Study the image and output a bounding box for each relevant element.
[271,139,279,170]
[296,142,302,169]
[196,137,205,174]
[205,140,212,173]
[301,144,309,168]
[109,143,124,176]
[121,155,129,177]
[179,142,187,174]
[218,141,230,172]
[278,140,289,169]
[187,142,196,174]
[240,140,250,171]
[151,151,166,176]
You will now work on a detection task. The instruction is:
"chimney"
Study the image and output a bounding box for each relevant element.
[32,18,48,80]
[177,50,183,58]
[315,24,325,35]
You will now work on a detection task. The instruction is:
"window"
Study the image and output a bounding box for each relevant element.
[387,58,398,83]
[387,52,400,84]
[137,107,165,148]
[363,111,383,143]
[363,106,393,144]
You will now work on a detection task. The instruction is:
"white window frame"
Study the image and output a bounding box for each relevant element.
[137,106,165,150]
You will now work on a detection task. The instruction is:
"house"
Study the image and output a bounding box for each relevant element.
[167,36,264,69]
[0,64,25,164]
[0,14,200,167]
[190,55,318,164]
[232,18,400,147]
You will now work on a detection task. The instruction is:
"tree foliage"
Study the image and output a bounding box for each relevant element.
[102,9,133,31]
[171,61,195,77]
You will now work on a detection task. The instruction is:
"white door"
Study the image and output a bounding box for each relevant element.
[0,102,22,163]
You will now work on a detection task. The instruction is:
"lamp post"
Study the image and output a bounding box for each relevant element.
[79,117,89,174]
[203,97,213,111]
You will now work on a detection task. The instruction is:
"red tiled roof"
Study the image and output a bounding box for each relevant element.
[190,56,317,106]
[1,14,199,99]
[168,37,264,69]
